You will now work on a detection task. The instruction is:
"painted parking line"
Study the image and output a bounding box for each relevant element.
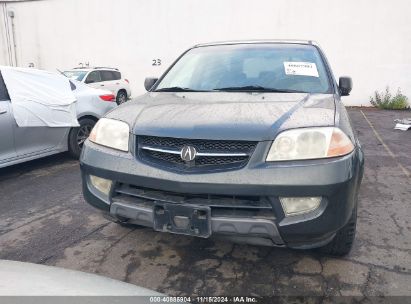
[361,110,410,180]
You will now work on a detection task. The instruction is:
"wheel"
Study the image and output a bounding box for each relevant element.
[68,118,96,158]
[318,203,358,256]
[116,90,127,105]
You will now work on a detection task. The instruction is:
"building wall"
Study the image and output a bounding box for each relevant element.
[1,0,410,105]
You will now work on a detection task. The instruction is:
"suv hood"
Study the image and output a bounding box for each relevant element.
[107,92,336,141]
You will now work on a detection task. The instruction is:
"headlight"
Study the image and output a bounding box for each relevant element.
[89,118,129,152]
[266,127,354,161]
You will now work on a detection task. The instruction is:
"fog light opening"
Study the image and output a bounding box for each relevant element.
[280,197,321,217]
[89,175,112,195]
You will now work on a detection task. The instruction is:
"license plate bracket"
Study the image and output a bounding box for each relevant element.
[153,203,211,238]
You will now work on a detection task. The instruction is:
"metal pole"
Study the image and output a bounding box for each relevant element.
[8,9,17,66]
[1,3,14,66]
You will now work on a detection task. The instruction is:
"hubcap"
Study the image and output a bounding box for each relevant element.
[77,124,92,148]
[118,93,127,104]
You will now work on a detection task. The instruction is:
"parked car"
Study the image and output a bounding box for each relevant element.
[63,67,131,104]
[67,80,117,157]
[80,40,364,256]
[0,260,161,297]
[0,69,117,168]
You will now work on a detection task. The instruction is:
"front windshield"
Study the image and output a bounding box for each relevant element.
[155,44,332,93]
[63,70,88,81]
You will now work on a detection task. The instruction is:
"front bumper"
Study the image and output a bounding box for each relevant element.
[80,140,363,249]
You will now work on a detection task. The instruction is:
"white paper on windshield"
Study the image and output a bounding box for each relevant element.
[283,62,319,77]
[1,66,79,127]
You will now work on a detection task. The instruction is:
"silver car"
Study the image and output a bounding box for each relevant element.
[0,71,117,168]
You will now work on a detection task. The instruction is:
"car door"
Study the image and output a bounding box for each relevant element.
[11,77,71,157]
[84,71,102,90]
[12,119,69,158]
[99,70,118,95]
[111,70,123,95]
[0,73,17,163]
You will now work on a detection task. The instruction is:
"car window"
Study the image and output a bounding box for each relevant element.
[113,71,121,80]
[100,70,115,81]
[0,72,10,101]
[85,71,101,84]
[155,44,332,94]
[63,70,88,81]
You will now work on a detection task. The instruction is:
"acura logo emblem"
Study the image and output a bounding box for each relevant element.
[180,145,197,162]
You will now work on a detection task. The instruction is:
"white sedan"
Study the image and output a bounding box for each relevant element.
[0,67,117,168]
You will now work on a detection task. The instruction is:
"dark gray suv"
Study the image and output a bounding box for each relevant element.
[80,40,364,256]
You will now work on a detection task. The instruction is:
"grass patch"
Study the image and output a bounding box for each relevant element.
[370,87,409,110]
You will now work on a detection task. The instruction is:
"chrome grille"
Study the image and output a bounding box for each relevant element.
[137,136,257,172]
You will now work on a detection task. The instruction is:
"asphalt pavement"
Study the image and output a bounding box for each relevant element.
[0,108,410,300]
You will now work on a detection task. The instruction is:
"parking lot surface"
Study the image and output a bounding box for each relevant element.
[0,108,410,299]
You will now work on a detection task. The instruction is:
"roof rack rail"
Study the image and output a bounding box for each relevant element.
[71,66,119,71]
[94,67,119,71]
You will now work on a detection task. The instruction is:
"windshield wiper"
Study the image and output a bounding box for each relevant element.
[154,87,205,92]
[155,85,307,93]
[215,85,306,93]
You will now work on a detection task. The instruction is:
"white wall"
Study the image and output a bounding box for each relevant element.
[1,0,411,106]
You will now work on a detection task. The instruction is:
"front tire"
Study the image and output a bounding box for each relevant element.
[116,90,127,105]
[318,203,358,256]
[68,118,96,158]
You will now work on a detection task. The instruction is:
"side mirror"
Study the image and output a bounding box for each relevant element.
[339,77,352,96]
[144,77,158,91]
